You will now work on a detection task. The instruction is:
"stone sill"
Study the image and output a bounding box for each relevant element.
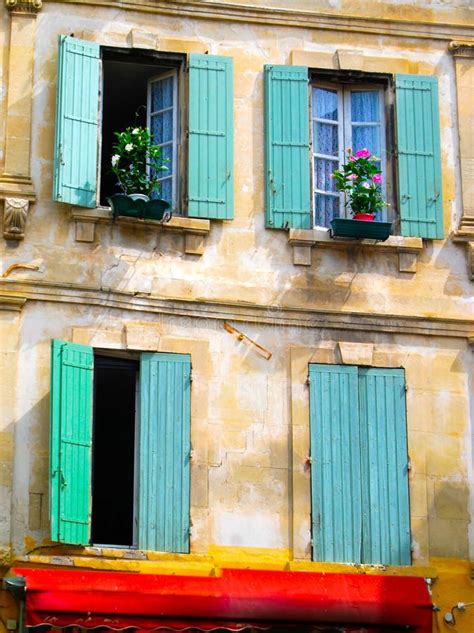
[18,551,437,579]
[289,228,424,273]
[71,206,211,255]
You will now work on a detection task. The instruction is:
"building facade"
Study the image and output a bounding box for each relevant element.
[0,0,473,631]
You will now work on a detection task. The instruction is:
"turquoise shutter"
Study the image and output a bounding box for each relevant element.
[188,55,233,220]
[264,65,311,230]
[50,339,93,545]
[138,352,191,552]
[53,35,100,208]
[358,368,411,565]
[309,364,362,563]
[395,74,443,239]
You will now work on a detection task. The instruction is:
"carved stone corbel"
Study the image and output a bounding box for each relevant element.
[448,40,474,58]
[5,0,42,13]
[3,198,29,240]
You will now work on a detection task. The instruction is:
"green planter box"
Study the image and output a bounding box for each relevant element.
[330,218,392,241]
[108,194,171,222]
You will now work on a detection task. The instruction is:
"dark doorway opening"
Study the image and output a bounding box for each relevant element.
[91,355,139,546]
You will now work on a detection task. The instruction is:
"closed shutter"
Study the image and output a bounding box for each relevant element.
[138,353,191,552]
[309,364,362,563]
[50,340,93,545]
[264,65,311,229]
[53,36,100,208]
[359,368,411,565]
[188,55,233,220]
[395,74,443,239]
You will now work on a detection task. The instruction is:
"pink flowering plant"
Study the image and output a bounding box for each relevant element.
[332,148,385,217]
[110,126,167,197]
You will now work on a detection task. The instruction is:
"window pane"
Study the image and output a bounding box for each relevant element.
[351,90,380,123]
[314,157,338,192]
[313,87,338,121]
[315,194,339,227]
[161,76,174,109]
[314,122,338,157]
[151,80,164,112]
[157,177,172,202]
[352,125,381,158]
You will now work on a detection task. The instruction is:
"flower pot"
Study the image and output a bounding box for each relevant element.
[353,213,375,221]
[330,218,392,241]
[108,194,171,222]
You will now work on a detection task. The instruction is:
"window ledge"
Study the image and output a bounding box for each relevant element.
[71,206,210,255]
[288,228,423,273]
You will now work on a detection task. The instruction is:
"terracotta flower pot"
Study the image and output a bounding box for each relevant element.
[353,213,375,221]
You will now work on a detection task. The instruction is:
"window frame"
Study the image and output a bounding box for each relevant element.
[310,75,391,227]
[147,68,180,212]
[98,47,185,211]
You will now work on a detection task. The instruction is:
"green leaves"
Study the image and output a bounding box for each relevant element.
[110,126,168,197]
[332,149,385,216]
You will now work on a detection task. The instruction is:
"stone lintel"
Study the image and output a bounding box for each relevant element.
[288,228,423,273]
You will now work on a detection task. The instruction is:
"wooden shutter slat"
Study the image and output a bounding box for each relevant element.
[188,55,233,220]
[53,36,100,208]
[395,74,443,239]
[50,339,93,545]
[138,353,191,553]
[264,65,311,229]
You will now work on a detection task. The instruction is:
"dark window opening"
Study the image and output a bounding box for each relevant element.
[99,50,184,207]
[91,355,139,546]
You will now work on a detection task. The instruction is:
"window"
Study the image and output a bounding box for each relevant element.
[50,340,191,551]
[312,81,387,226]
[308,364,411,565]
[264,65,443,239]
[99,51,182,209]
[53,36,234,220]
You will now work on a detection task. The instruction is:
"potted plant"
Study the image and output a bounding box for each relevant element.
[330,148,391,240]
[108,126,171,222]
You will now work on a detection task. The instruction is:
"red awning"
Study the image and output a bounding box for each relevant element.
[12,567,432,632]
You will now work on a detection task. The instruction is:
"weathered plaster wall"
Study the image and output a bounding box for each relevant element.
[6,301,473,564]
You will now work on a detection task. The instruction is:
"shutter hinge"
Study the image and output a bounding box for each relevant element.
[407,457,412,471]
[189,369,193,383]
[305,456,312,466]
[306,375,310,385]
[404,384,408,392]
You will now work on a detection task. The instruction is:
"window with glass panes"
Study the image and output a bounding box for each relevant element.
[148,71,179,209]
[312,83,386,227]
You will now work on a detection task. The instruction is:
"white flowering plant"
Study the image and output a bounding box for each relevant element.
[332,148,385,217]
[110,126,167,197]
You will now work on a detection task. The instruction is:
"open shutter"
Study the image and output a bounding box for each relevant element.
[359,368,411,565]
[264,65,311,230]
[50,340,93,545]
[138,353,191,552]
[395,74,443,239]
[188,55,233,220]
[309,364,362,563]
[53,35,100,208]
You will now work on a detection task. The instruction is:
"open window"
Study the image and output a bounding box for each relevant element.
[264,65,443,239]
[50,340,191,551]
[99,50,183,209]
[53,36,234,220]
